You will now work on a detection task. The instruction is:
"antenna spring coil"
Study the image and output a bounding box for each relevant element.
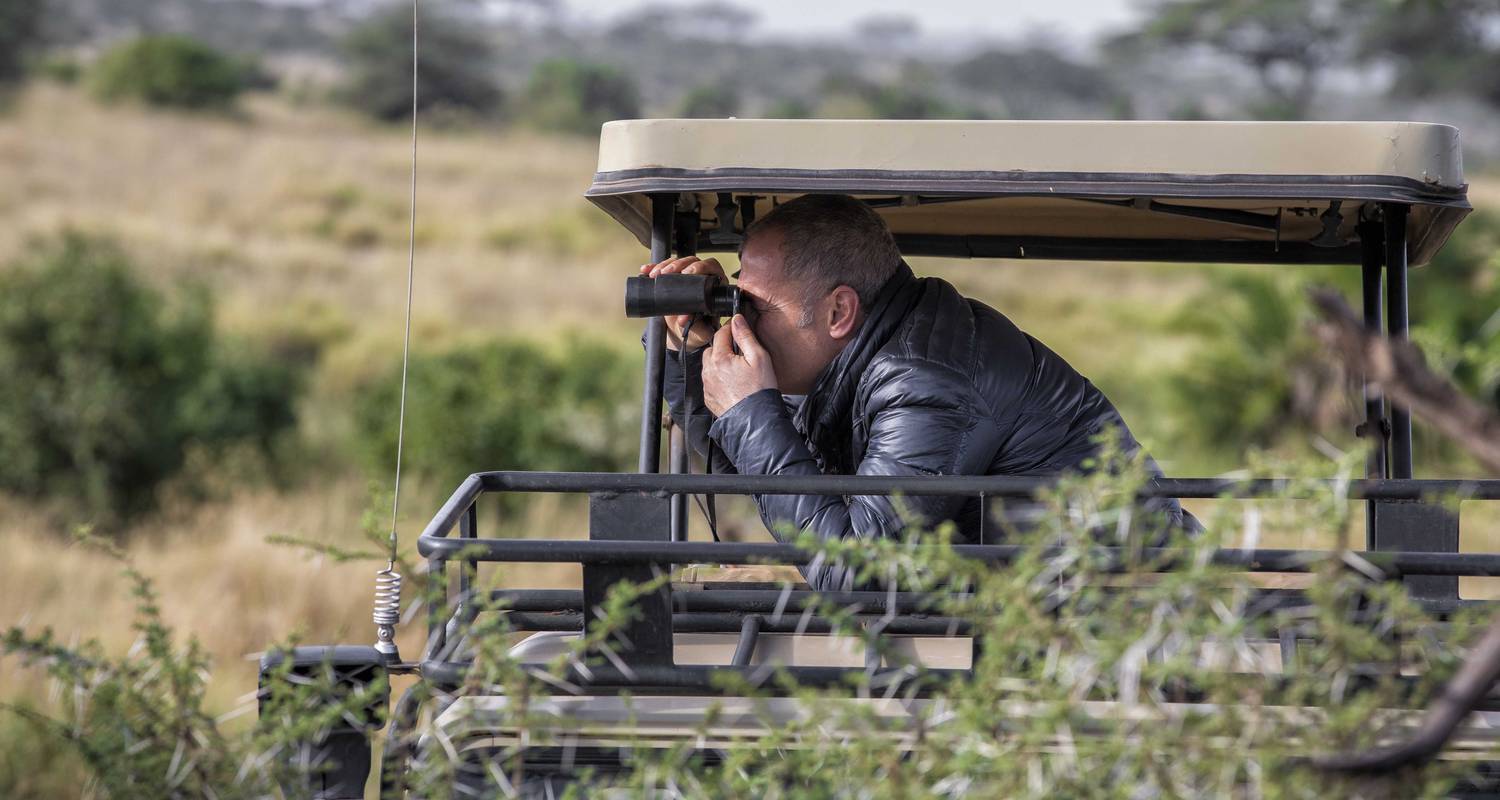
[372,564,403,659]
[373,566,403,627]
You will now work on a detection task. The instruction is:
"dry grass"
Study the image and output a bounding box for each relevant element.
[0,480,395,712]
[0,84,644,349]
[0,85,1216,379]
[0,479,598,716]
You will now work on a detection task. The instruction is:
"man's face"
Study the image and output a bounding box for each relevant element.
[734,228,842,395]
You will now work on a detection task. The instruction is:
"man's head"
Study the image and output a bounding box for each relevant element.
[735,194,903,394]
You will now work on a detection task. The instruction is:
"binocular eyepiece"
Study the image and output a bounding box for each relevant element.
[625,274,742,319]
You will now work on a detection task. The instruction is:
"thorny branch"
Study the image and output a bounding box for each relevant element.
[1309,287,1500,773]
[1309,288,1500,474]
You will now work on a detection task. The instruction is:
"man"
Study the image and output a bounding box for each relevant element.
[643,194,1189,591]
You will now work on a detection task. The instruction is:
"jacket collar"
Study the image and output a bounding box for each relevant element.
[793,262,922,471]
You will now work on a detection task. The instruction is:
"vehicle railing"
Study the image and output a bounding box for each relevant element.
[408,471,1500,771]
[418,472,1500,545]
[416,471,1500,664]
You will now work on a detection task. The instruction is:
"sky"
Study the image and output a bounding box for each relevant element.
[562,0,1142,46]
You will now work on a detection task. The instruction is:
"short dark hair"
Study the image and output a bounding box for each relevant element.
[742,194,902,325]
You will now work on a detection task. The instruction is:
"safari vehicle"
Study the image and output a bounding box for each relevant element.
[261,119,1500,797]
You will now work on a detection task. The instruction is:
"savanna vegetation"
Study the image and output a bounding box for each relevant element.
[3,0,1500,794]
[89,35,256,109]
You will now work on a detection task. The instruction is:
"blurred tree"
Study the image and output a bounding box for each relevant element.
[339,2,502,122]
[1409,212,1500,413]
[951,40,1117,118]
[1113,0,1349,119]
[48,0,335,53]
[679,1,758,40]
[608,2,757,42]
[521,58,639,135]
[815,68,963,120]
[1165,269,1357,463]
[36,55,82,85]
[764,96,812,119]
[1358,0,1500,107]
[889,62,973,119]
[865,82,961,120]
[605,4,676,42]
[1165,211,1500,468]
[0,234,304,524]
[679,83,739,118]
[354,337,637,504]
[90,35,248,110]
[1169,99,1214,120]
[853,14,921,54]
[0,0,47,89]
[812,73,881,118]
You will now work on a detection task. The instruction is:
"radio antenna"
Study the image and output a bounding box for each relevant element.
[374,0,421,663]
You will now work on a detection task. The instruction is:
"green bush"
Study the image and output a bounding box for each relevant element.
[679,83,739,118]
[89,35,248,109]
[231,53,278,92]
[1164,270,1358,467]
[1410,211,1500,411]
[338,2,502,122]
[35,55,81,85]
[521,59,640,135]
[0,234,304,523]
[813,72,967,120]
[1166,211,1500,470]
[354,336,638,494]
[764,96,812,119]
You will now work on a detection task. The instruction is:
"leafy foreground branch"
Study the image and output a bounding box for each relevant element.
[2,533,387,799]
[5,449,1499,798]
[1310,287,1500,474]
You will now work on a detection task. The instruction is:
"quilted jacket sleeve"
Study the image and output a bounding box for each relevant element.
[709,359,999,591]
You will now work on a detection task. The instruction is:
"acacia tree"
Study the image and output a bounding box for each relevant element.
[0,0,46,89]
[607,2,757,43]
[338,2,503,122]
[520,59,640,135]
[1357,0,1500,107]
[952,42,1118,119]
[1113,0,1352,119]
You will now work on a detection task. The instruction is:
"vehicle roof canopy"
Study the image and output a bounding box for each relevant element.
[585,119,1470,266]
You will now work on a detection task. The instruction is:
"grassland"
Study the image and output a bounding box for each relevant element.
[3,83,1499,789]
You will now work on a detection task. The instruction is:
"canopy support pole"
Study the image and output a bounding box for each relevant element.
[1358,219,1388,548]
[1369,203,1456,602]
[638,193,677,474]
[1384,203,1413,480]
[669,202,699,542]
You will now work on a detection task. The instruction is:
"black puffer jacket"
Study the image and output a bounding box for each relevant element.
[664,263,1187,590]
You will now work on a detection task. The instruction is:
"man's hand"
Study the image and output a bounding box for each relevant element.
[638,256,726,350]
[703,314,778,416]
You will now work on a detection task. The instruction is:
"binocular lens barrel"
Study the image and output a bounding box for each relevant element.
[625,274,739,318]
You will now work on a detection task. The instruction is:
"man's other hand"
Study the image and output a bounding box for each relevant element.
[703,314,778,416]
[639,256,725,350]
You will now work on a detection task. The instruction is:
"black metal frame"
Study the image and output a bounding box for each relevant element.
[418,195,1477,666]
[634,195,1459,594]
[389,195,1500,781]
[414,471,1500,690]
[398,196,1494,692]
[718,234,1367,264]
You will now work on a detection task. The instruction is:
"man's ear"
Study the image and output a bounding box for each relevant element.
[828,285,861,339]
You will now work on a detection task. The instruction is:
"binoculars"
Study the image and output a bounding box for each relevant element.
[625,274,743,319]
